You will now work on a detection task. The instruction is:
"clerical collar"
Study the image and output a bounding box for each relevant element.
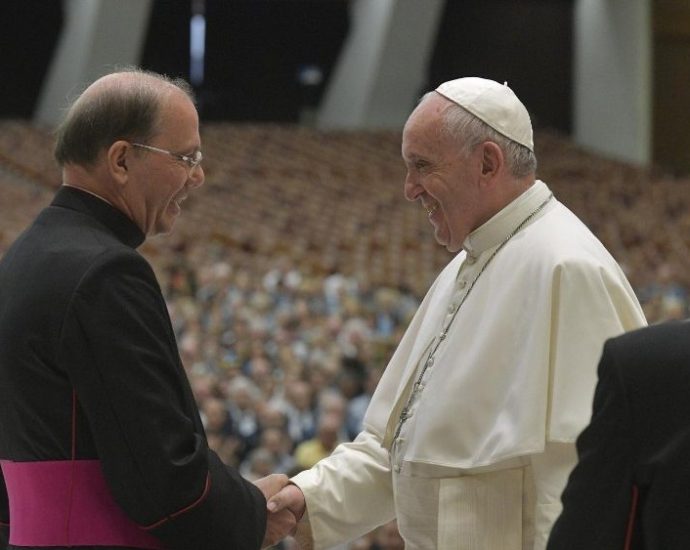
[62,183,113,206]
[463,180,552,258]
[51,185,146,249]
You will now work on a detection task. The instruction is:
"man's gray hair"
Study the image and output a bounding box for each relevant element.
[54,68,195,167]
[427,92,537,178]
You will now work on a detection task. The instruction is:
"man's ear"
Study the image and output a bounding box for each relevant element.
[480,141,504,180]
[107,140,131,185]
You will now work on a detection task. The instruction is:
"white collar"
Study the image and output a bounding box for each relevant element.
[463,180,552,258]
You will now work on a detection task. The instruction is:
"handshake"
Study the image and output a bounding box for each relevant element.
[254,474,309,549]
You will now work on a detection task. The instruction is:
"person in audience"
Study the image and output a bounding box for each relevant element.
[294,413,344,470]
[547,321,690,548]
[0,69,293,550]
[284,379,317,444]
[201,396,234,437]
[266,76,647,549]
[257,427,296,475]
[227,376,262,459]
[242,448,279,483]
[345,366,382,440]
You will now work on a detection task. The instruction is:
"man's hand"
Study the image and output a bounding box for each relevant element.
[267,483,307,522]
[254,474,298,549]
[254,474,290,502]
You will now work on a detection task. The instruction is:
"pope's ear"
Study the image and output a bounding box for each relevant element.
[107,140,131,185]
[480,141,504,179]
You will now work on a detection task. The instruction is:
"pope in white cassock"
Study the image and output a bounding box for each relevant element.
[267,77,647,549]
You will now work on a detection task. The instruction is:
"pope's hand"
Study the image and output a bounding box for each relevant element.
[269,484,314,549]
[267,483,306,522]
[254,474,297,548]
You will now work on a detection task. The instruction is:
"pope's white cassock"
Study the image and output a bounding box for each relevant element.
[292,180,646,549]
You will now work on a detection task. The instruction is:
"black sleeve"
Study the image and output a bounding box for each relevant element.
[59,250,266,550]
[0,469,8,549]
[546,339,637,549]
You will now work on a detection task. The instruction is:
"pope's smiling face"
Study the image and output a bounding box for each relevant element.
[402,94,486,253]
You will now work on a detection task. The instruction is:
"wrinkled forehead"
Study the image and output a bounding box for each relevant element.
[405,93,456,136]
[413,91,453,118]
[402,94,453,153]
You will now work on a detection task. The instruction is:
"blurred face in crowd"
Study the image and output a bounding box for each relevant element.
[261,427,288,455]
[289,380,313,411]
[128,89,205,235]
[402,93,486,253]
[202,397,229,433]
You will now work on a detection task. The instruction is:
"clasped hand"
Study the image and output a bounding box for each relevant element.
[254,474,307,549]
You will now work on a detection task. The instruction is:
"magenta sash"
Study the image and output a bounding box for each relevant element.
[0,459,165,548]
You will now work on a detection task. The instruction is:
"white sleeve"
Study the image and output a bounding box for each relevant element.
[530,442,578,550]
[548,258,645,441]
[291,429,396,549]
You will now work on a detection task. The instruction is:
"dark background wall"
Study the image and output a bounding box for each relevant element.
[653,0,690,175]
[429,0,574,133]
[0,0,64,118]
[198,0,349,121]
[0,0,574,134]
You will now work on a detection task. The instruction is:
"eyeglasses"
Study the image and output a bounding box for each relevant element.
[131,143,203,171]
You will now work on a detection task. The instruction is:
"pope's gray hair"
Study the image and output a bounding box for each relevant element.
[423,92,537,178]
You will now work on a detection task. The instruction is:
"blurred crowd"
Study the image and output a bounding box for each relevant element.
[152,240,412,549]
[156,241,416,476]
[146,234,688,483]
[2,121,690,547]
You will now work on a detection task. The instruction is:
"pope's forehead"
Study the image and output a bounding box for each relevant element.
[405,94,451,133]
[414,92,452,116]
[402,95,451,149]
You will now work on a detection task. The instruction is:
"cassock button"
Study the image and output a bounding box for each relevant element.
[447,302,458,314]
[465,255,477,265]
[457,280,467,289]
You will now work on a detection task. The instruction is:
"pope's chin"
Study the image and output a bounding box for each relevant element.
[432,225,458,253]
[434,234,463,254]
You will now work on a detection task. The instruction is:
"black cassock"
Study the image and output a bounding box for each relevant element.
[548,322,690,550]
[0,187,266,550]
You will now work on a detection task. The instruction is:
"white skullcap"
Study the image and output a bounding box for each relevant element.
[435,77,534,152]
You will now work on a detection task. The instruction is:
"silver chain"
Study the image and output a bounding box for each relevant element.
[391,193,554,444]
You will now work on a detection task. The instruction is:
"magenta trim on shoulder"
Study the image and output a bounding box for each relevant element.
[0,459,165,548]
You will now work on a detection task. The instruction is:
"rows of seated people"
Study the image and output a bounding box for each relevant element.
[1,121,688,548]
[1,121,687,317]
